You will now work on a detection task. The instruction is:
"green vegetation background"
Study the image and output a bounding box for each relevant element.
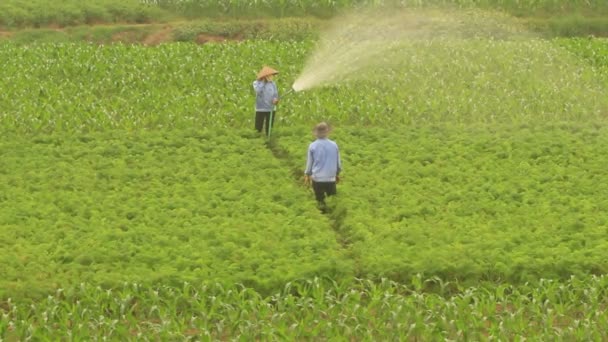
[1,38,607,301]
[1,0,608,40]
[1,2,608,339]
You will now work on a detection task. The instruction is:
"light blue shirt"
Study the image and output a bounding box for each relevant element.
[253,80,278,112]
[305,138,342,182]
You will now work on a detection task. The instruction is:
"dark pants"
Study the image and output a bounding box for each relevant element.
[312,181,337,203]
[255,111,275,135]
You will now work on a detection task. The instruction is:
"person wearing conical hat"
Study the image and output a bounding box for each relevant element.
[304,122,342,210]
[252,66,279,135]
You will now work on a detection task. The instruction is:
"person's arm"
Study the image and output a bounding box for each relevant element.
[253,80,265,94]
[304,145,314,185]
[336,145,342,175]
[336,144,342,183]
[305,146,314,176]
[272,82,279,104]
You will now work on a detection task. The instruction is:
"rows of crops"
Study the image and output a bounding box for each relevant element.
[0,0,164,29]
[1,39,606,134]
[2,0,607,29]
[0,129,351,300]
[4,122,608,300]
[558,37,608,73]
[2,33,608,338]
[3,276,608,340]
[277,123,608,283]
[147,0,608,18]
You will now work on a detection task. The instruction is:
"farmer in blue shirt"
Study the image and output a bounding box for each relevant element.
[304,122,342,206]
[252,66,279,134]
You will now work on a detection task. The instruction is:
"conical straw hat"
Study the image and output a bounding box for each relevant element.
[257,66,279,79]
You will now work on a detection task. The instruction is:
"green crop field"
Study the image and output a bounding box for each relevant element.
[0,0,165,28]
[276,123,608,282]
[1,7,608,339]
[2,0,608,38]
[1,39,606,133]
[150,0,608,19]
[0,129,352,299]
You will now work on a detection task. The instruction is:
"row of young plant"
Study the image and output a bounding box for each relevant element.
[2,123,608,337]
[0,18,321,45]
[275,122,608,284]
[1,38,606,134]
[1,29,607,341]
[0,129,351,300]
[4,121,607,301]
[2,276,607,340]
[3,0,607,29]
[143,0,608,19]
[0,0,164,29]
[557,37,608,74]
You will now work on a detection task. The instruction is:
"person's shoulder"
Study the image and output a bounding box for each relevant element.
[328,140,339,150]
[310,139,326,147]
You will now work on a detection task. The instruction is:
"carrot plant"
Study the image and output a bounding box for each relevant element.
[275,122,608,284]
[0,129,353,300]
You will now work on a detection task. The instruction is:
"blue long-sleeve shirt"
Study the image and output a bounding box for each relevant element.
[305,138,342,182]
[253,80,278,112]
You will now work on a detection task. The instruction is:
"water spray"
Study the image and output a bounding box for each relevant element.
[268,86,297,139]
[283,87,297,97]
[291,8,531,92]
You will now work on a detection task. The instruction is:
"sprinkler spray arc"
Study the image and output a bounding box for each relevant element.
[268,86,298,139]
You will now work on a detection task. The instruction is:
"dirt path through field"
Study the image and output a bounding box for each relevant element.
[266,136,358,275]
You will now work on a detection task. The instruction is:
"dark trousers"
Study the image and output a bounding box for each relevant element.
[312,181,337,203]
[255,111,275,135]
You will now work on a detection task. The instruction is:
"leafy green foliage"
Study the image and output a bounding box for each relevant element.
[173,18,319,42]
[1,36,608,339]
[150,0,608,19]
[2,0,608,38]
[0,129,353,299]
[531,16,608,37]
[557,37,608,74]
[0,0,164,29]
[277,123,608,283]
[0,39,606,134]
[2,276,608,339]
